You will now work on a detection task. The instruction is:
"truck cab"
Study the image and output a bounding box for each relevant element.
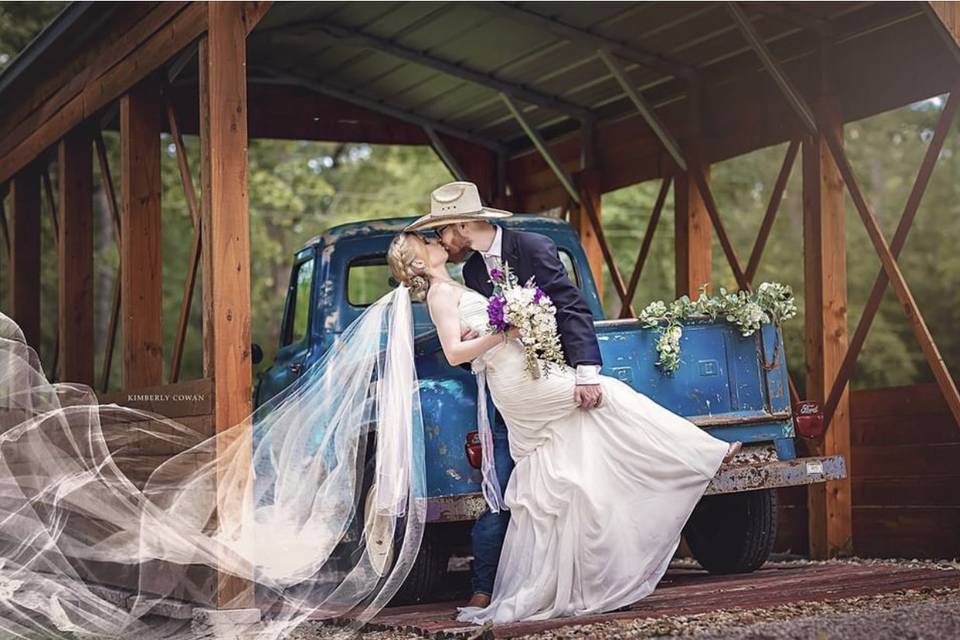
[255,215,846,602]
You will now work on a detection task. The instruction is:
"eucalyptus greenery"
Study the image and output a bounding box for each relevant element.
[638,282,798,373]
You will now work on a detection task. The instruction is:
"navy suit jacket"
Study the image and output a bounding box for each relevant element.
[462,227,602,368]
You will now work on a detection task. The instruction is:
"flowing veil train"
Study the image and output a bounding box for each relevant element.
[0,286,425,639]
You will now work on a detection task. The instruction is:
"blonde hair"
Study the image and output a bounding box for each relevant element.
[387,233,430,302]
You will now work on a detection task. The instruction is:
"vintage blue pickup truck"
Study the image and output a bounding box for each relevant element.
[252,215,846,602]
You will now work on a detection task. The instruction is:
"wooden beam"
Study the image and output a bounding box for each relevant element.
[166,90,202,384]
[501,93,580,203]
[621,177,670,318]
[120,75,164,388]
[674,165,712,299]
[573,168,604,303]
[57,127,95,386]
[425,127,467,181]
[824,81,960,429]
[690,161,750,290]
[803,86,852,560]
[598,49,687,171]
[511,12,950,210]
[745,139,800,282]
[0,3,208,184]
[201,0,260,608]
[94,131,122,392]
[0,190,9,258]
[927,1,960,62]
[727,1,818,134]
[8,167,42,350]
[820,107,960,431]
[42,167,60,382]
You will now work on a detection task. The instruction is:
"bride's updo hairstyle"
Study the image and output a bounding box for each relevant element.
[387,232,430,302]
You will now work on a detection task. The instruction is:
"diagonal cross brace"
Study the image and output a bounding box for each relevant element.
[500,93,634,311]
[599,49,687,171]
[727,1,817,134]
[424,127,467,181]
[820,115,960,430]
[823,82,960,429]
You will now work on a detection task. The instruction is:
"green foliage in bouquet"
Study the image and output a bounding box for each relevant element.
[638,282,798,373]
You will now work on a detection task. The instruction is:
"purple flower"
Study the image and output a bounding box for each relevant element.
[487,296,511,331]
[490,267,504,282]
[533,287,546,304]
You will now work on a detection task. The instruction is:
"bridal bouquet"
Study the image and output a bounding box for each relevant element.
[486,263,565,379]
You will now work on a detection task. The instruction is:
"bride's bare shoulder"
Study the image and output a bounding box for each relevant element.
[426,280,462,308]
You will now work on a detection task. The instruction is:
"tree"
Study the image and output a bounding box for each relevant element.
[0,2,66,71]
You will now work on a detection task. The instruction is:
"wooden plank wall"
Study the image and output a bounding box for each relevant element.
[776,383,960,558]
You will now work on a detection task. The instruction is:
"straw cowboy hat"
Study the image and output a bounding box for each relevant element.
[404,181,512,232]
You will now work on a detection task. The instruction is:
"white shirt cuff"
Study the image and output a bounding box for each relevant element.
[575,364,602,385]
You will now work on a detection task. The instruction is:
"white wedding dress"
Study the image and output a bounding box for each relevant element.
[453,286,730,624]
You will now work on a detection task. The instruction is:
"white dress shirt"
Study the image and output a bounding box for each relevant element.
[479,226,601,386]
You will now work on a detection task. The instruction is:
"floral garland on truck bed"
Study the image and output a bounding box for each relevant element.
[638,282,798,373]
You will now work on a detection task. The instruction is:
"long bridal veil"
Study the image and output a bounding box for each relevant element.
[0,286,425,639]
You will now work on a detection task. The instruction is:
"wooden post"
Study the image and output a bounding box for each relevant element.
[674,165,712,298]
[58,127,95,385]
[803,84,853,559]
[9,166,42,350]
[573,168,604,301]
[120,74,164,388]
[201,1,257,609]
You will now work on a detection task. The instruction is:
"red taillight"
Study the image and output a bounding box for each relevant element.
[794,401,825,438]
[465,431,483,469]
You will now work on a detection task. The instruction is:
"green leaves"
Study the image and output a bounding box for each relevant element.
[639,282,798,374]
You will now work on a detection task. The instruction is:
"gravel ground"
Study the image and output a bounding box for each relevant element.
[509,587,960,640]
[292,558,960,640]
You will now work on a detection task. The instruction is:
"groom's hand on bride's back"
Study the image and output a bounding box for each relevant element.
[575,384,603,409]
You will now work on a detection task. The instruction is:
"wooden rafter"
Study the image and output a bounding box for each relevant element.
[819,114,960,430]
[620,177,670,318]
[823,81,960,429]
[166,89,203,384]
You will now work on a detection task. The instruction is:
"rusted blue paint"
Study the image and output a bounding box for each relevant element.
[256,215,840,523]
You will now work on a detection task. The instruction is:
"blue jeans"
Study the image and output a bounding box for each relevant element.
[471,414,514,595]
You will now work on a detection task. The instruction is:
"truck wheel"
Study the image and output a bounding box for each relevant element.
[391,528,451,605]
[683,488,778,574]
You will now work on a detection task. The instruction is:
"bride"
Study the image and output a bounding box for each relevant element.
[0,197,736,639]
[385,231,739,624]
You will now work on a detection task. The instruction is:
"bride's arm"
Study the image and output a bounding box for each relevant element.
[428,287,507,366]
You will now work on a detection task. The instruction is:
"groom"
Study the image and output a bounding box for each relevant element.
[405,181,603,607]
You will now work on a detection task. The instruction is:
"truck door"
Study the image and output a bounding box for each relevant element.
[262,255,316,402]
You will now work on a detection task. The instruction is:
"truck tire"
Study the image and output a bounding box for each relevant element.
[391,529,451,605]
[683,488,778,574]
